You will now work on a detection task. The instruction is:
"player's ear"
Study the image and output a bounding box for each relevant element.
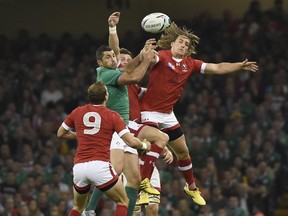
[97,60,103,66]
[171,42,174,47]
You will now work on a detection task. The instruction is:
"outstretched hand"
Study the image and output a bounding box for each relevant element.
[108,12,120,27]
[140,38,157,62]
[161,147,173,164]
[241,59,258,72]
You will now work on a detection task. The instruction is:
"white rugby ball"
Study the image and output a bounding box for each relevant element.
[141,12,171,33]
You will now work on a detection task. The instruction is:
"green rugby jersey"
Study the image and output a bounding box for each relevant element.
[96,67,129,124]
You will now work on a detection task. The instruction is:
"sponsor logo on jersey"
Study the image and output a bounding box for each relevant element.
[182,64,188,72]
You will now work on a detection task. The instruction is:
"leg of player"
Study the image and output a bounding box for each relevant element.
[167,131,206,206]
[84,139,125,215]
[134,166,161,216]
[103,178,129,216]
[68,188,90,216]
[123,152,141,216]
[110,149,125,174]
[145,203,159,216]
[136,125,169,194]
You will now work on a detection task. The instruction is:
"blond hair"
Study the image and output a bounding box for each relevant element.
[157,22,200,56]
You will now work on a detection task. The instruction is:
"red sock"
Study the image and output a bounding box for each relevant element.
[178,157,195,185]
[141,143,163,179]
[114,204,128,216]
[68,209,80,216]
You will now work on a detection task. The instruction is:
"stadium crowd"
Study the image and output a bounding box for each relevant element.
[0,0,287,215]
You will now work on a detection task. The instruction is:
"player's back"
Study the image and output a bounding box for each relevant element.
[66,104,127,164]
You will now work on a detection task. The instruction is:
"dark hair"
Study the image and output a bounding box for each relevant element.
[96,45,112,60]
[120,48,132,57]
[87,81,107,105]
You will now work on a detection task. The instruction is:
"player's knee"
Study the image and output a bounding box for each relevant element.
[153,131,169,149]
[116,196,129,207]
[131,176,141,188]
[159,132,169,148]
[126,173,141,189]
[74,202,87,213]
[122,196,129,207]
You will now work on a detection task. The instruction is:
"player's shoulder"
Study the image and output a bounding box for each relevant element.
[157,50,172,63]
[100,106,118,115]
[71,104,86,113]
[184,55,203,64]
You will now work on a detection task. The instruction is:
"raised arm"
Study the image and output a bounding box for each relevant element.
[204,59,258,75]
[117,43,156,85]
[108,12,121,61]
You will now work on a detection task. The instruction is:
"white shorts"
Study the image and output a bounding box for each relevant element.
[110,130,138,154]
[141,111,180,131]
[128,120,146,137]
[73,161,118,191]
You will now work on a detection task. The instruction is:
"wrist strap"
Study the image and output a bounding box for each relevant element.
[109,26,117,34]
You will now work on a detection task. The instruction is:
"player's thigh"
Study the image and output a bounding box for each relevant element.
[123,153,141,187]
[146,203,159,216]
[104,178,128,205]
[168,134,189,159]
[110,149,125,174]
[137,125,168,147]
[72,187,89,211]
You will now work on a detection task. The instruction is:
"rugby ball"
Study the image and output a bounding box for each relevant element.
[141,12,171,33]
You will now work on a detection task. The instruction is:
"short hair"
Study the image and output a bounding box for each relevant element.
[157,22,200,56]
[87,81,107,105]
[96,45,112,61]
[120,48,132,57]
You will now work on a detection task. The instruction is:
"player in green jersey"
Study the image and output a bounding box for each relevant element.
[84,42,156,216]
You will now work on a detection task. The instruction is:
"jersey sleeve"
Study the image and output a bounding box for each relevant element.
[112,111,129,137]
[63,109,76,129]
[193,59,205,74]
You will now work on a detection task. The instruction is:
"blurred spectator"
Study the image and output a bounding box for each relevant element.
[227,195,248,216]
[29,199,44,216]
[40,80,63,107]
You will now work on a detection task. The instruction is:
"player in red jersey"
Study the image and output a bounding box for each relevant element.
[57,81,151,216]
[141,22,258,206]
